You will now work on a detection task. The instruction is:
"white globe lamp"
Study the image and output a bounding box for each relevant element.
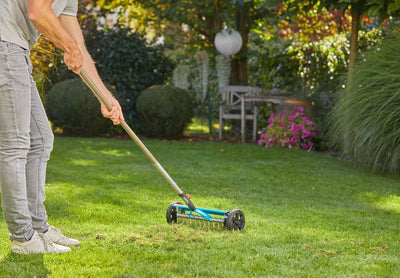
[214,29,243,56]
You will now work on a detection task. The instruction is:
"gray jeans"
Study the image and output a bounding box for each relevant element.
[0,41,53,241]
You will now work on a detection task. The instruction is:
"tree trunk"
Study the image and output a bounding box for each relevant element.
[348,6,361,79]
[230,5,250,85]
[343,5,361,155]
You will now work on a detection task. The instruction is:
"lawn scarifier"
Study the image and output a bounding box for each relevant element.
[79,70,245,231]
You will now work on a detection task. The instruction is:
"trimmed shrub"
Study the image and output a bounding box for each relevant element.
[136,85,193,139]
[45,79,120,136]
[329,37,400,174]
[41,25,174,129]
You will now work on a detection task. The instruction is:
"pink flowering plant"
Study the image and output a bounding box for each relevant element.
[258,107,318,150]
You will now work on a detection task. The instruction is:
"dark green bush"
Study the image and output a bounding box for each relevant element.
[136,85,193,139]
[85,25,174,126]
[45,79,121,136]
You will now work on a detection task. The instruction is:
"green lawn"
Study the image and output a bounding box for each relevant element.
[0,137,399,277]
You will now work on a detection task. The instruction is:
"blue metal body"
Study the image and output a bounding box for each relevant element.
[173,204,228,222]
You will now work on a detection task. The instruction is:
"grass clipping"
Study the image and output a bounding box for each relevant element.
[330,37,400,174]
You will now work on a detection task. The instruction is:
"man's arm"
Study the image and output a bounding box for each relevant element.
[58,14,124,125]
[28,0,83,73]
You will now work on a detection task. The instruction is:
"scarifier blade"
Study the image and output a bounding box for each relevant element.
[178,217,225,230]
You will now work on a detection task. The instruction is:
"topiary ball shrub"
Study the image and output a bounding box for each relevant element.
[45,78,121,136]
[136,85,193,139]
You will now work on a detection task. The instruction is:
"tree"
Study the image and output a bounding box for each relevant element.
[91,0,279,85]
[250,1,352,94]
[230,0,280,84]
[296,0,400,75]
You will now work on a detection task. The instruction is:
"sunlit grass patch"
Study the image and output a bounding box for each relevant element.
[0,137,399,277]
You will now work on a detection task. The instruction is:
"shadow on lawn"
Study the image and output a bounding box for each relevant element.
[0,253,50,278]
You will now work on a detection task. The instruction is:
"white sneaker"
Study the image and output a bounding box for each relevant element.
[11,231,71,254]
[42,226,80,247]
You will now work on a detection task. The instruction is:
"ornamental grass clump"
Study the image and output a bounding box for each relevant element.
[258,107,318,150]
[329,37,400,174]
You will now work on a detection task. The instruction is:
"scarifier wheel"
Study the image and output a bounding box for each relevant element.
[166,202,183,224]
[225,209,245,231]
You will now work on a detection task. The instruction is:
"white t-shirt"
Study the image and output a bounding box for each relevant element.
[0,0,78,49]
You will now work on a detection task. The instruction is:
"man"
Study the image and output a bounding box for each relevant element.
[0,0,124,254]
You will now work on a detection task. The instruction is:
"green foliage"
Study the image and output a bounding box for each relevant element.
[287,33,349,96]
[330,37,400,174]
[277,2,352,42]
[250,14,392,150]
[265,2,352,97]
[45,79,120,136]
[85,25,174,126]
[136,85,194,139]
[249,37,302,92]
[295,0,400,16]
[98,0,273,54]
[233,0,280,8]
[249,34,347,146]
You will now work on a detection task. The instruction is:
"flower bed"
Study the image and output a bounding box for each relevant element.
[258,107,318,150]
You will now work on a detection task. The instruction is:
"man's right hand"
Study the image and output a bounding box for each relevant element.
[64,45,83,74]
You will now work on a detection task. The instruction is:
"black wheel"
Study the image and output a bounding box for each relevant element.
[166,202,182,224]
[225,209,245,231]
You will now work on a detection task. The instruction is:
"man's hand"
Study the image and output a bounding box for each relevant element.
[64,46,83,74]
[28,0,83,73]
[101,98,125,125]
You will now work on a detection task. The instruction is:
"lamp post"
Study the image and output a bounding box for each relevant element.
[214,29,243,90]
[212,29,242,134]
